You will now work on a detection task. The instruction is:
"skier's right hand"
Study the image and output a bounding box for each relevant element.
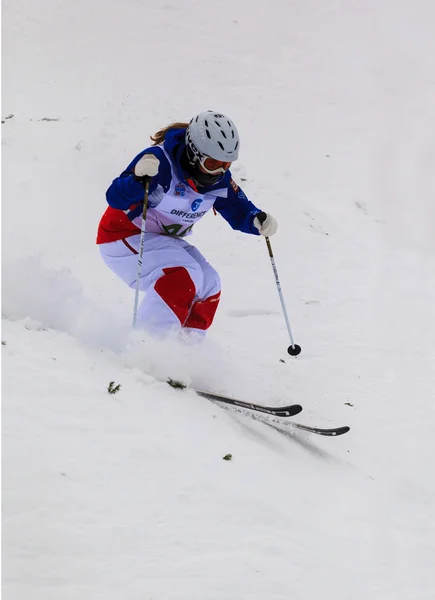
[134,154,160,182]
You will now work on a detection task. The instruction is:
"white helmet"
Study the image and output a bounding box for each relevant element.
[186,110,240,162]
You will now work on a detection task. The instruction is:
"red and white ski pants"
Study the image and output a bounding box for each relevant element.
[99,233,221,337]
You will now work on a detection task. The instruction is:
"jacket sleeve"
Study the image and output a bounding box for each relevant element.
[213,179,261,235]
[105,146,171,210]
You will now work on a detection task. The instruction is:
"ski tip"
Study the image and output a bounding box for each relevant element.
[291,423,350,436]
[321,425,350,436]
[279,404,303,417]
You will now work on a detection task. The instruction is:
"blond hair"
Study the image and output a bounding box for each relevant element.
[150,122,189,145]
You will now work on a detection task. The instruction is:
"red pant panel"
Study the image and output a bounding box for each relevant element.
[154,267,196,325]
[184,291,221,330]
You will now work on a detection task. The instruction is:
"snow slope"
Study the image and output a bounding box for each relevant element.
[2,1,435,598]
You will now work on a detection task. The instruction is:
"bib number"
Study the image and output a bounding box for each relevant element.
[161,223,194,237]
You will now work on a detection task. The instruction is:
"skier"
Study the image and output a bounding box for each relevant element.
[97,110,278,339]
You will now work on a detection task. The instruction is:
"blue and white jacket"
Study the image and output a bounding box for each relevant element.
[97,128,261,244]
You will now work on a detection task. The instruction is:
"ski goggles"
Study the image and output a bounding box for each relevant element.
[199,156,232,175]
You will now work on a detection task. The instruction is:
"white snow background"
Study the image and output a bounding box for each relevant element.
[2,1,435,598]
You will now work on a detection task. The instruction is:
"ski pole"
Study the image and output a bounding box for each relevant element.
[263,235,302,356]
[132,179,150,328]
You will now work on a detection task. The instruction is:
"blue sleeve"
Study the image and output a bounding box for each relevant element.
[106,146,172,210]
[214,179,261,235]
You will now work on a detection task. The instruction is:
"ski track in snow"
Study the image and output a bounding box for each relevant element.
[2,0,435,598]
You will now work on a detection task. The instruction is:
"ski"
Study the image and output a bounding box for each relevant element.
[197,391,349,436]
[194,390,303,418]
[167,380,349,435]
[291,422,350,436]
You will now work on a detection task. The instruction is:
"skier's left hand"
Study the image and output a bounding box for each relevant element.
[253,212,278,237]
